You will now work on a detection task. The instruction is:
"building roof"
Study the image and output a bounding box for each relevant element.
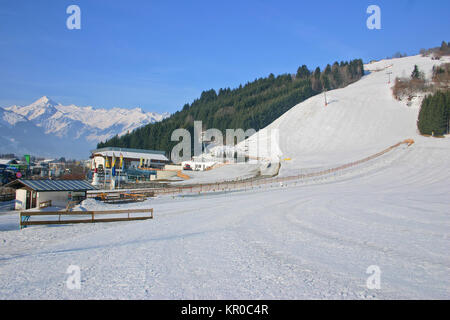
[6,179,98,192]
[0,159,18,165]
[92,147,169,162]
[92,147,166,156]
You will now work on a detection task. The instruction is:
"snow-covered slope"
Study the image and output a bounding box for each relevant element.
[2,96,170,158]
[242,55,449,175]
[0,136,448,299]
[0,55,448,299]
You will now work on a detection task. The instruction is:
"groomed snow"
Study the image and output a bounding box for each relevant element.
[242,55,450,174]
[0,55,449,299]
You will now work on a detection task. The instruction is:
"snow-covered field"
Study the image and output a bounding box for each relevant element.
[0,55,449,299]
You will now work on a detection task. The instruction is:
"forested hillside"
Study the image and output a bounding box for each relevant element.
[418,91,450,136]
[98,59,364,155]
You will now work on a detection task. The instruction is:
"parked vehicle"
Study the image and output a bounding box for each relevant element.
[0,170,17,185]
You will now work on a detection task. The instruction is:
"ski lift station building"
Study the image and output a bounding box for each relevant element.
[90,147,169,170]
[6,179,97,210]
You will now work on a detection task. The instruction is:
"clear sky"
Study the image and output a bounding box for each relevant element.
[0,0,449,113]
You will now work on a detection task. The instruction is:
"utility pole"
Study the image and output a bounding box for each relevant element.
[387,71,393,84]
[324,89,328,107]
[447,116,450,135]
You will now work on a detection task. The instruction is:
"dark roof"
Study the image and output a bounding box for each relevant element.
[6,179,97,192]
[91,147,166,156]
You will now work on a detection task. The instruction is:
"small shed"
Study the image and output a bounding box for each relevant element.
[6,180,97,210]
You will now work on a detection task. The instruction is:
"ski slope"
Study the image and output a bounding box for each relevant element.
[181,54,449,184]
[243,55,449,175]
[0,55,449,299]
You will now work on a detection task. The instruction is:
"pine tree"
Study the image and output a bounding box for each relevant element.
[411,65,421,79]
[418,91,450,136]
[296,65,310,79]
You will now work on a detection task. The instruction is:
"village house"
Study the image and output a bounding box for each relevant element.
[90,147,169,170]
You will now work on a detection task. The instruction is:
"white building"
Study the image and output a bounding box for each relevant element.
[6,179,97,210]
[0,159,19,166]
[90,147,169,170]
[182,160,217,171]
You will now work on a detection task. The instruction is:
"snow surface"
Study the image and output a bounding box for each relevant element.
[241,55,450,174]
[0,55,449,299]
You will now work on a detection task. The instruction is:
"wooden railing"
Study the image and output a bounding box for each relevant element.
[20,208,154,229]
[66,200,79,211]
[39,200,52,209]
[149,139,415,196]
[94,192,148,203]
[87,139,414,199]
[0,193,15,202]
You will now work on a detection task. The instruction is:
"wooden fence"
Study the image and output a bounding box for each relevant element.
[20,208,154,229]
[94,192,148,203]
[87,139,414,199]
[39,200,52,209]
[0,193,15,202]
[87,190,154,199]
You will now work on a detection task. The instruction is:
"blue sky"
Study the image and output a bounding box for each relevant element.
[0,0,449,113]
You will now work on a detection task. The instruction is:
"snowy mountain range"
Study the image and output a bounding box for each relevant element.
[0,96,170,158]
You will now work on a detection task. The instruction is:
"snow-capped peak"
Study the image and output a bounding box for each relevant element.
[0,107,28,127]
[1,97,170,158]
[32,96,60,107]
[5,96,60,121]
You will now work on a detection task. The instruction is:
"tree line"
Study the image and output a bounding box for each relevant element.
[418,91,450,136]
[98,59,364,156]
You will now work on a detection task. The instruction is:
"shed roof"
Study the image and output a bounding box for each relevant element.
[6,179,97,192]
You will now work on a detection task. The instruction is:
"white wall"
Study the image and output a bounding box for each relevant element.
[15,189,87,210]
[156,170,178,180]
[165,164,183,171]
[93,156,105,169]
[37,191,85,208]
[15,189,27,210]
[37,191,70,208]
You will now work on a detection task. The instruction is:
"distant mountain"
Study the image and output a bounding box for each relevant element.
[1,96,170,158]
[0,106,61,157]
